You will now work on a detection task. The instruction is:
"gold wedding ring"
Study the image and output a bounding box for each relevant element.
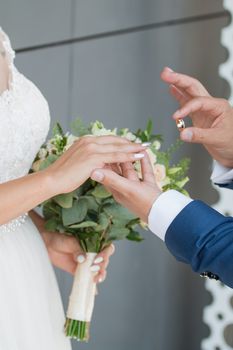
[176,118,185,131]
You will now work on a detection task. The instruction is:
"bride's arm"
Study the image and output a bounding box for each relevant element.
[29,210,115,282]
[0,136,145,226]
[0,170,53,225]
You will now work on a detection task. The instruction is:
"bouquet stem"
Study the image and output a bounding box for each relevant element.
[65,252,97,341]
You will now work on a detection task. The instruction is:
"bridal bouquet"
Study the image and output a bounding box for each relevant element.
[31,118,190,342]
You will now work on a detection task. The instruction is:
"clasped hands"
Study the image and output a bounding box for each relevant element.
[38,67,233,283]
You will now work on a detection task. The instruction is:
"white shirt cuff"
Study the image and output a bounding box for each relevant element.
[148,190,193,241]
[211,161,233,184]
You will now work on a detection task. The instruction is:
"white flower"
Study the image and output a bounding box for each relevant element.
[46,141,56,154]
[154,164,166,190]
[125,132,136,141]
[91,121,117,136]
[135,138,142,144]
[38,148,47,160]
[153,140,161,150]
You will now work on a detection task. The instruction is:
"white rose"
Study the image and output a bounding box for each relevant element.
[135,138,142,144]
[146,148,157,166]
[153,140,161,150]
[154,164,166,190]
[125,132,136,141]
[91,121,116,136]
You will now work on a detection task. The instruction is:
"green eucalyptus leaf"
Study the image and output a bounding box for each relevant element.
[62,198,88,226]
[53,192,74,208]
[92,185,111,199]
[127,230,144,242]
[44,218,59,231]
[87,210,99,223]
[56,223,66,233]
[69,221,98,229]
[127,218,141,227]
[107,227,130,241]
[98,212,110,231]
[39,154,58,170]
[103,197,115,205]
[104,203,137,223]
[81,196,99,212]
[42,201,60,219]
[70,118,90,137]
[111,218,127,228]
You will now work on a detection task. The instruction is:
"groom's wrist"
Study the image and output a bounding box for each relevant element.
[148,190,193,241]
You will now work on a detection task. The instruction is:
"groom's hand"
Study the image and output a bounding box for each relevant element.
[91,152,161,222]
[161,67,233,168]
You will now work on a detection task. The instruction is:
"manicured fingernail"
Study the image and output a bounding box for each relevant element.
[134,153,145,159]
[94,257,104,264]
[181,129,193,142]
[90,265,101,272]
[77,255,85,263]
[141,142,151,147]
[91,170,104,182]
[98,277,103,283]
[166,67,174,73]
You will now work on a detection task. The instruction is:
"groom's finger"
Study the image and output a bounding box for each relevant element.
[169,84,189,106]
[91,168,131,193]
[161,67,209,97]
[173,96,227,121]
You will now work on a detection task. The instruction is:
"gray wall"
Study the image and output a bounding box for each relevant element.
[0,1,229,349]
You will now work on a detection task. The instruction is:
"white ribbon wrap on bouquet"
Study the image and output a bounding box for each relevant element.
[67,252,97,322]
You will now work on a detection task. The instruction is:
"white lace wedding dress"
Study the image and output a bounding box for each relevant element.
[0,27,71,350]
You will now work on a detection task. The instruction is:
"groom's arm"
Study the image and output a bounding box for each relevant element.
[149,162,233,287]
[149,191,233,287]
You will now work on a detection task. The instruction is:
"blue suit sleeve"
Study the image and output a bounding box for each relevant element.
[215,182,233,190]
[165,200,233,288]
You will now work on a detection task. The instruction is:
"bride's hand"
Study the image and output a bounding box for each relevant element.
[46,135,147,195]
[42,229,115,283]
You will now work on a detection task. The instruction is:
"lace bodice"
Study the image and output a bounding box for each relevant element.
[0,27,50,183]
[0,27,50,231]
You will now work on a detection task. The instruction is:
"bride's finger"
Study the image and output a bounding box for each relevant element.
[98,151,145,164]
[120,162,140,181]
[95,270,107,284]
[92,142,148,155]
[92,244,115,283]
[81,135,129,145]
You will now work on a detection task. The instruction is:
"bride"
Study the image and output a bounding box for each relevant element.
[0,27,146,349]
